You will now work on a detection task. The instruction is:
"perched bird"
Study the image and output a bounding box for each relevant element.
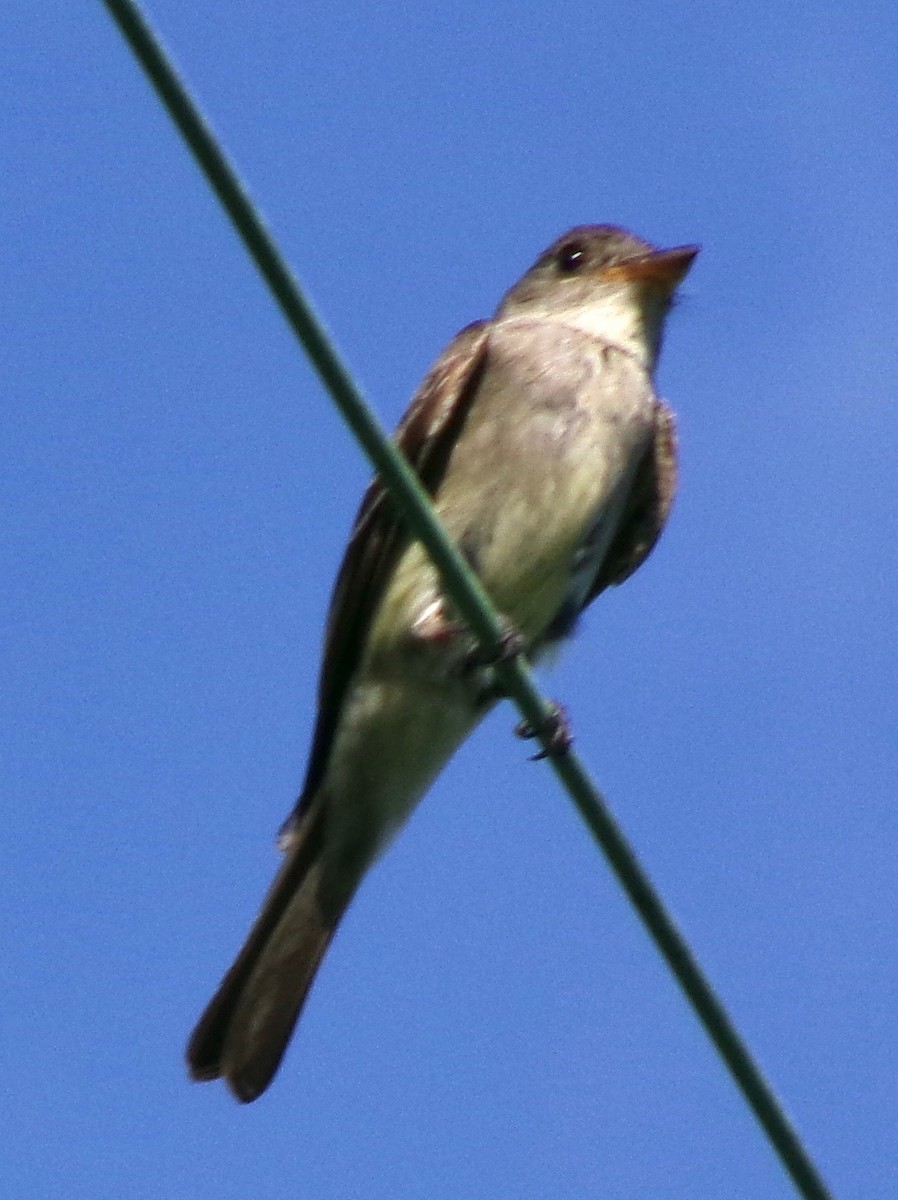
[186,224,698,1102]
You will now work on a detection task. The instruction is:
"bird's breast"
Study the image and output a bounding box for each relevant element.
[432,319,658,641]
[363,318,658,673]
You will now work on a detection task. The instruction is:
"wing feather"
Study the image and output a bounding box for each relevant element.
[584,399,678,602]
[295,321,491,809]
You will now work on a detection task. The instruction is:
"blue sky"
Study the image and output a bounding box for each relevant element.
[5,1,897,1196]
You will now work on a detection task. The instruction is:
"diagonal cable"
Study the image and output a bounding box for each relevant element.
[98,3,834,1197]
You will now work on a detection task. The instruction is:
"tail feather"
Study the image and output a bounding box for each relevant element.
[186,797,344,1103]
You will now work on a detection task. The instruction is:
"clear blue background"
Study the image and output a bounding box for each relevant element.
[4,2,896,1196]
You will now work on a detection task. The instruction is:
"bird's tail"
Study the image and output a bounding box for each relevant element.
[186,794,345,1103]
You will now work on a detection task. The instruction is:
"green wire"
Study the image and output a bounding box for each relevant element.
[99,3,835,1197]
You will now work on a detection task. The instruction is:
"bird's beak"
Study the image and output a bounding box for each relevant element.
[601,245,700,293]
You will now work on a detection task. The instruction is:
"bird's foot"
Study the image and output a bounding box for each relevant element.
[461,622,526,674]
[515,701,573,760]
[412,599,526,677]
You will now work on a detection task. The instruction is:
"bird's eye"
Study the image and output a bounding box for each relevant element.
[557,242,586,273]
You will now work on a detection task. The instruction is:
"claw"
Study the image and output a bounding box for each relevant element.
[515,702,573,760]
[462,621,526,673]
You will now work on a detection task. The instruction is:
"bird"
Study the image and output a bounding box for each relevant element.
[186,224,698,1102]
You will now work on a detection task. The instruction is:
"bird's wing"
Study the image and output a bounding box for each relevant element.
[294,321,491,811]
[584,399,678,602]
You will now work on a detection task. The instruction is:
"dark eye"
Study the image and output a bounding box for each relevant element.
[557,242,586,273]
